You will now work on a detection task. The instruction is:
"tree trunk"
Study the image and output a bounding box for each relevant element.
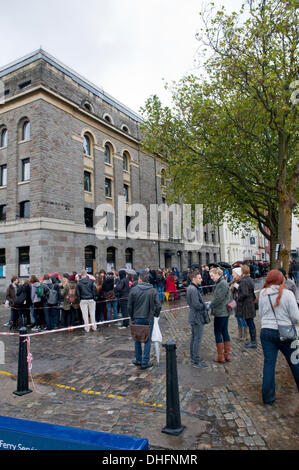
[277,199,292,274]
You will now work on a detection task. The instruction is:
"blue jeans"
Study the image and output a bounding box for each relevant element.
[236,316,248,328]
[106,300,118,321]
[157,286,165,302]
[214,316,230,343]
[44,303,59,329]
[119,299,129,327]
[134,318,154,366]
[260,328,299,404]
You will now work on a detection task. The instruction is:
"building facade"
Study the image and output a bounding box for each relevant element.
[0,49,220,288]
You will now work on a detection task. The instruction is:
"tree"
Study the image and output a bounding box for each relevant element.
[140,0,298,270]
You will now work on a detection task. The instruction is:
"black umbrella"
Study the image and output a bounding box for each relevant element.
[208,262,220,268]
[218,262,232,269]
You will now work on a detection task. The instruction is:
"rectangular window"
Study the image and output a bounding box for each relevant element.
[84,171,92,192]
[0,165,7,186]
[0,248,6,278]
[0,205,6,221]
[105,178,112,198]
[19,201,30,218]
[22,158,30,181]
[18,246,30,277]
[84,208,94,227]
[123,184,129,203]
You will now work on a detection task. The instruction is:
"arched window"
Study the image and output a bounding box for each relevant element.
[0,128,8,148]
[104,114,112,124]
[22,121,30,141]
[125,248,133,270]
[104,144,111,164]
[85,245,96,274]
[123,151,129,171]
[107,246,116,271]
[83,134,91,156]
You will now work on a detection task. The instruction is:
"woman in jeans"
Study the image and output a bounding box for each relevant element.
[259,270,299,405]
[209,267,231,363]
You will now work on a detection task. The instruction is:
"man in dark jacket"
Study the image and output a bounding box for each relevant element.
[128,272,161,369]
[76,270,97,332]
[115,269,130,329]
[187,271,210,369]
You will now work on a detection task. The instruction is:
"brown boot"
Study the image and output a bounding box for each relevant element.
[213,343,226,363]
[224,341,231,362]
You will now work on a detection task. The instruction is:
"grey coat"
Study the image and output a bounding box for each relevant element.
[187,283,210,325]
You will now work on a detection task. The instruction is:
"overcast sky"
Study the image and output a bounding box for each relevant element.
[1,0,243,114]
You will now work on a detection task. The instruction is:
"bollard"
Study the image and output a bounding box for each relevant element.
[162,340,185,436]
[13,327,32,396]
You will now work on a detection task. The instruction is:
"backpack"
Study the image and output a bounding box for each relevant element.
[66,286,78,305]
[46,285,59,305]
[36,283,42,298]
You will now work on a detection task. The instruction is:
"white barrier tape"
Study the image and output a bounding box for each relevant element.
[0,286,263,338]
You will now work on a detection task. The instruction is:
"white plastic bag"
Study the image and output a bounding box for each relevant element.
[4,300,9,308]
[151,317,162,343]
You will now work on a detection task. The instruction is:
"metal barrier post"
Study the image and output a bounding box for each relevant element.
[13,327,32,396]
[162,340,185,436]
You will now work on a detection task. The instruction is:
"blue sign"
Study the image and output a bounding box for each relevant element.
[0,416,148,450]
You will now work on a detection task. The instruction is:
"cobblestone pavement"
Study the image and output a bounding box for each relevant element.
[0,291,298,450]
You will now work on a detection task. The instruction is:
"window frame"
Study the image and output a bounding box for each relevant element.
[21,158,30,182]
[0,164,7,186]
[104,144,111,165]
[0,129,8,148]
[19,200,30,219]
[105,177,112,199]
[84,170,92,193]
[21,121,31,141]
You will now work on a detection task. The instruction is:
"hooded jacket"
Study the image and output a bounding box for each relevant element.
[187,283,210,325]
[127,282,161,321]
[259,285,299,330]
[76,276,97,302]
[115,270,130,299]
[31,282,42,304]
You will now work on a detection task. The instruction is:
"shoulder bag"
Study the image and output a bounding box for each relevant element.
[268,294,297,342]
[130,289,154,343]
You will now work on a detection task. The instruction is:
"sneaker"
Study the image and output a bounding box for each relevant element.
[3,322,12,327]
[118,326,127,329]
[245,341,257,349]
[140,362,153,370]
[192,361,208,369]
[31,326,41,332]
[132,360,141,366]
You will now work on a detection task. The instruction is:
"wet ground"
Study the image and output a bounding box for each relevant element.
[0,286,298,450]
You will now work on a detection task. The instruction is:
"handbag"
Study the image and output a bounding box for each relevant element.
[268,294,297,342]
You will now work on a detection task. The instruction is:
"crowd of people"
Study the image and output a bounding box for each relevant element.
[2,259,299,403]
[186,264,299,405]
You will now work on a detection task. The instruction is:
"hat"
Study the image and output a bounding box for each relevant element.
[233,267,242,277]
[68,274,76,282]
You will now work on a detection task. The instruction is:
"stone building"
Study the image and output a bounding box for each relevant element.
[0,49,220,287]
